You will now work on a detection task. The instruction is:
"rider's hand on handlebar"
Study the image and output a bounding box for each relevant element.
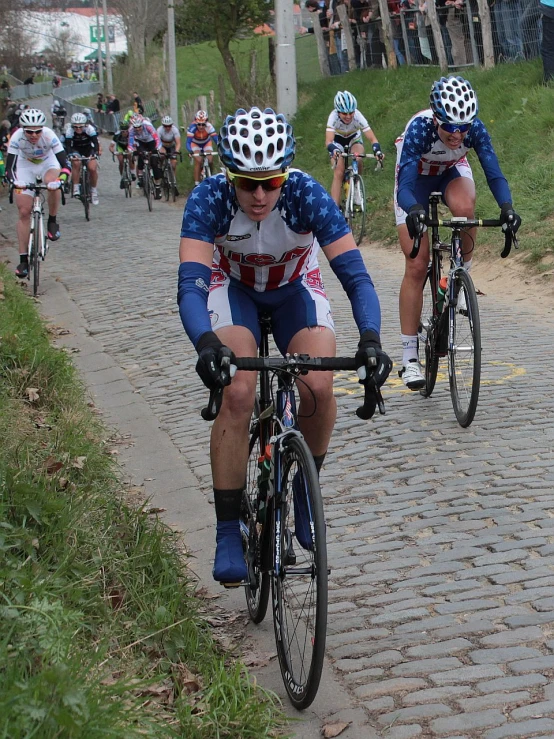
[47,180,62,191]
[355,330,392,387]
[195,331,236,390]
[372,143,384,161]
[500,202,521,234]
[327,142,343,160]
[406,204,427,239]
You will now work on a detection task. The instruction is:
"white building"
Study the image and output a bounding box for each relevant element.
[23,7,127,63]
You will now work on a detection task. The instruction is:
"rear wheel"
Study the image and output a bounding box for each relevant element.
[272,435,327,710]
[346,174,366,246]
[242,399,270,624]
[124,161,132,198]
[419,267,440,398]
[449,268,481,427]
[167,165,177,202]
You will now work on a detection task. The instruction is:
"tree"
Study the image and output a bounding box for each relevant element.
[0,2,38,80]
[110,0,168,63]
[42,27,79,76]
[176,0,272,101]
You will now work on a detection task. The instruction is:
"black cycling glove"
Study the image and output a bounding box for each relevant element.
[406,204,426,239]
[195,331,235,391]
[500,202,521,234]
[355,330,393,388]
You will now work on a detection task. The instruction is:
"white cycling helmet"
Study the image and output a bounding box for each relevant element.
[53,100,60,107]
[161,115,173,126]
[71,112,87,125]
[83,108,92,116]
[334,90,357,114]
[19,109,46,127]
[218,106,295,173]
[430,75,478,125]
[130,114,144,128]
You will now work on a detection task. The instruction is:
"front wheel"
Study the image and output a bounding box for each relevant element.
[346,174,366,246]
[31,211,41,296]
[144,170,153,212]
[272,435,327,710]
[82,171,90,221]
[448,268,481,427]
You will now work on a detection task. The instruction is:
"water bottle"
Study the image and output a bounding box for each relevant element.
[343,171,350,201]
[437,276,448,313]
[256,445,272,523]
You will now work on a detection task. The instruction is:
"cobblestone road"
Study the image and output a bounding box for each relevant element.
[3,139,554,738]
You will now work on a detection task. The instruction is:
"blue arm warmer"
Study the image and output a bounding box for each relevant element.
[329,250,381,335]
[177,261,213,348]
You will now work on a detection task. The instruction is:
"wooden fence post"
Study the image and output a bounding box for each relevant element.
[475,0,495,68]
[336,4,356,72]
[376,0,398,69]
[424,0,448,71]
[313,18,331,77]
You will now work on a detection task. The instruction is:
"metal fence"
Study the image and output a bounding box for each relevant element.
[10,79,101,102]
[299,0,542,77]
[56,94,160,135]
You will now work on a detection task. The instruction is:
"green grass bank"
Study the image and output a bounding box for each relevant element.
[0,265,285,737]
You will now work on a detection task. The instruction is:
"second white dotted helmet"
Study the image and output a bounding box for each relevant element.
[218,107,295,173]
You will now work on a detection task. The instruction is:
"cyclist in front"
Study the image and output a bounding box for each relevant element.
[186,110,218,185]
[395,75,521,390]
[128,113,163,199]
[50,100,67,133]
[108,120,136,188]
[157,115,181,195]
[5,108,70,278]
[326,91,384,209]
[65,112,101,204]
[177,106,392,584]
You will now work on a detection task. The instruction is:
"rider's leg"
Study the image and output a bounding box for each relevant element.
[44,167,62,239]
[209,325,258,583]
[193,156,202,184]
[398,223,429,388]
[15,192,33,274]
[351,141,365,176]
[444,175,477,266]
[117,153,124,175]
[88,159,98,187]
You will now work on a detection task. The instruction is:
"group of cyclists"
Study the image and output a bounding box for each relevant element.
[177,74,521,585]
[3,74,522,583]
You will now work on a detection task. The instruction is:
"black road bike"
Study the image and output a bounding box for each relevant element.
[413,192,518,427]
[202,315,385,709]
[339,152,382,246]
[161,152,179,202]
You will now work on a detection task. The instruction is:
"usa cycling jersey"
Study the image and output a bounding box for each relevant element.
[186,122,218,151]
[181,170,350,292]
[8,126,64,162]
[326,110,371,148]
[395,108,512,213]
[128,122,161,150]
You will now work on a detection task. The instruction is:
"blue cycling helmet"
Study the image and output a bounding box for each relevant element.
[430,75,478,125]
[334,90,357,114]
[218,106,295,172]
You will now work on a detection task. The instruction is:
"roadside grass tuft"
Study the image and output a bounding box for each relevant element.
[0,265,286,738]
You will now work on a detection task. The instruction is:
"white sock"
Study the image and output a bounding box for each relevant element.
[401,334,418,366]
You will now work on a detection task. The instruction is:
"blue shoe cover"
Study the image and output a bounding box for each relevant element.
[213,521,247,583]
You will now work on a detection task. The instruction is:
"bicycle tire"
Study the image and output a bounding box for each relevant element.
[167,165,177,202]
[32,211,40,296]
[449,268,481,427]
[272,435,327,710]
[242,397,270,624]
[347,174,366,246]
[419,267,440,398]
[82,169,90,221]
[124,160,132,198]
[144,168,153,212]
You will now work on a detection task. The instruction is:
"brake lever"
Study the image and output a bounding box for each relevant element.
[500,227,512,259]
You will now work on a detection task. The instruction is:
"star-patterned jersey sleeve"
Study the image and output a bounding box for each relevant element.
[284,171,350,247]
[396,115,438,212]
[180,174,233,243]
[465,118,512,206]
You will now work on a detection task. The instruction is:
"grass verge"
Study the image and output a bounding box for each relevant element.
[0,265,286,738]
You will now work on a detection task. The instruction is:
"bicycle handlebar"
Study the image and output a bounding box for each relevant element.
[201,354,386,422]
[339,151,383,171]
[409,216,518,260]
[189,151,219,157]
[9,180,66,206]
